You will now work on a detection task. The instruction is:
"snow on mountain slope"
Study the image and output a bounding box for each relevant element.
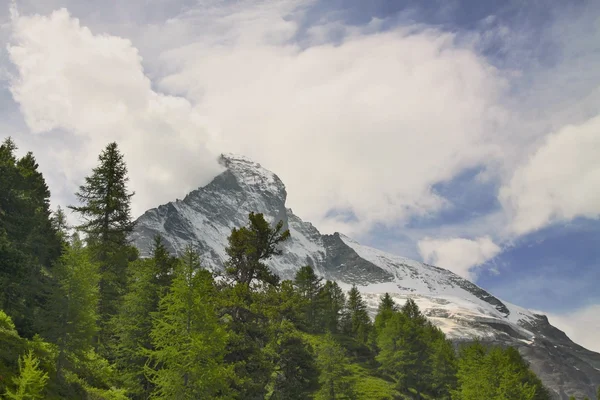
[131,153,600,399]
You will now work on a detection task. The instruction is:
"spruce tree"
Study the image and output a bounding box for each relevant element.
[69,142,136,348]
[0,139,62,337]
[343,286,372,343]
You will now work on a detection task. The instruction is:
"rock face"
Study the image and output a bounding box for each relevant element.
[131,153,600,400]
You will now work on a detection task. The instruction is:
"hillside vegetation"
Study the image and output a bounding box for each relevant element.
[0,138,583,399]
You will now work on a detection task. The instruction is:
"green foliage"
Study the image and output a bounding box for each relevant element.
[314,332,356,400]
[343,286,372,344]
[0,141,558,400]
[4,350,48,400]
[44,238,99,378]
[318,281,346,334]
[69,142,137,342]
[224,212,290,287]
[294,266,324,332]
[452,341,550,400]
[113,235,177,398]
[266,321,319,399]
[146,245,231,399]
[0,138,62,337]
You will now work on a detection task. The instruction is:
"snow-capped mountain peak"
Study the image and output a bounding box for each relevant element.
[131,154,600,400]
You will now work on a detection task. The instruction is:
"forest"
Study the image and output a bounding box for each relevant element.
[0,137,594,399]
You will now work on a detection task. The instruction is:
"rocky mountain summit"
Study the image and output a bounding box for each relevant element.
[131,153,600,399]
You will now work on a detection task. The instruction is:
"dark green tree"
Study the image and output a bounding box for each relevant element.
[293,265,323,332]
[45,237,100,379]
[69,142,137,349]
[314,332,356,400]
[343,286,372,344]
[0,138,62,337]
[224,212,289,288]
[267,321,319,399]
[318,281,346,333]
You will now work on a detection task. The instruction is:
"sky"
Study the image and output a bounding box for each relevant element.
[0,0,599,351]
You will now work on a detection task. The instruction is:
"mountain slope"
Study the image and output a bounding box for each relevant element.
[131,153,600,399]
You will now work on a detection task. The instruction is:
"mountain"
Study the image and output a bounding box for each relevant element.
[131,153,600,399]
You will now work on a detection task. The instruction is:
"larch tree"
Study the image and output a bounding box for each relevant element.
[146,245,231,399]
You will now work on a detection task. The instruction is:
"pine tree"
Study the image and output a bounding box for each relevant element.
[293,266,323,332]
[146,245,231,399]
[224,212,289,288]
[314,332,356,400]
[4,350,49,400]
[45,237,100,378]
[69,142,137,348]
[343,286,372,343]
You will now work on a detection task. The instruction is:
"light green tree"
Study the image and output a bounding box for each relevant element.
[146,245,231,399]
[4,350,48,400]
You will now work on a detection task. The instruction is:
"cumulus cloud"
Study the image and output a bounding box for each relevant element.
[417,236,501,280]
[545,304,600,353]
[5,2,509,235]
[7,8,223,217]
[500,114,600,235]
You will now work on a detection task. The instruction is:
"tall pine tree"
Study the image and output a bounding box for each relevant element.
[69,142,137,350]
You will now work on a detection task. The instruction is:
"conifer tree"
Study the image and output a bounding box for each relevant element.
[45,236,100,378]
[0,138,62,337]
[314,332,356,400]
[114,235,177,398]
[69,142,136,348]
[224,212,289,288]
[343,286,372,343]
[294,266,323,331]
[318,281,346,333]
[267,321,319,399]
[4,350,49,400]
[146,245,230,399]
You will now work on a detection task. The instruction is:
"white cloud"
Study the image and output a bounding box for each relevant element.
[500,114,600,235]
[545,304,600,353]
[417,236,501,280]
[5,3,510,235]
[7,8,224,217]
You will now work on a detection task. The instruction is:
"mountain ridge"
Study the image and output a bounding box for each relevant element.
[131,153,600,399]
